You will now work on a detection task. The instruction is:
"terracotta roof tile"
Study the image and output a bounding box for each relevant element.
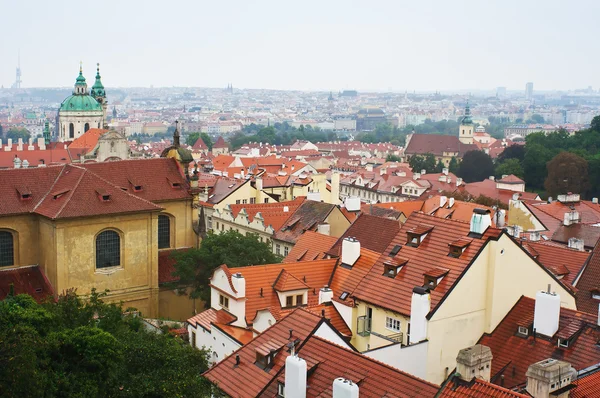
[329,248,381,305]
[68,128,109,150]
[192,137,208,150]
[405,133,479,157]
[552,224,600,249]
[497,175,525,184]
[437,376,529,397]
[479,296,600,390]
[0,166,63,216]
[572,369,600,398]
[229,197,305,231]
[0,265,54,303]
[519,240,589,285]
[261,335,439,398]
[213,136,228,148]
[213,323,254,345]
[274,201,337,244]
[328,213,401,256]
[272,269,309,292]
[187,308,236,331]
[352,213,503,316]
[575,239,600,314]
[283,230,337,263]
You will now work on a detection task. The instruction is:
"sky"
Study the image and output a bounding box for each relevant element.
[1,0,599,91]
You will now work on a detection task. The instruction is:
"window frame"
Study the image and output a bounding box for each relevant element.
[385,316,401,332]
[95,229,122,270]
[285,296,294,307]
[158,214,173,250]
[0,230,16,267]
[296,294,303,306]
[219,294,230,309]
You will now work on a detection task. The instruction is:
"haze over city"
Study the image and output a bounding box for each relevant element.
[2,0,600,91]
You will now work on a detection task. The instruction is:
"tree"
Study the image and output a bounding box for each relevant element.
[448,157,459,174]
[408,153,437,174]
[186,132,200,146]
[386,154,402,162]
[200,133,213,150]
[458,150,495,183]
[544,152,590,197]
[523,143,553,191]
[495,158,524,179]
[172,230,281,301]
[0,291,211,397]
[497,145,525,163]
[528,114,545,124]
[590,115,600,133]
[6,127,30,141]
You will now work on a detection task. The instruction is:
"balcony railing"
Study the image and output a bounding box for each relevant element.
[357,315,372,337]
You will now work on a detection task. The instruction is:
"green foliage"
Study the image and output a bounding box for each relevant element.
[172,230,281,301]
[495,158,524,179]
[0,290,211,397]
[458,150,495,183]
[386,154,402,162]
[186,132,200,146]
[497,145,525,163]
[408,153,437,174]
[6,127,30,141]
[230,122,336,149]
[200,133,213,150]
[527,114,545,124]
[544,152,590,197]
[448,157,459,174]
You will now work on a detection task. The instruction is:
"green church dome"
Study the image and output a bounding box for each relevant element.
[60,94,103,112]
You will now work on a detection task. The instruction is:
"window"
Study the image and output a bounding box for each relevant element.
[69,123,74,138]
[284,246,289,256]
[236,200,241,204]
[0,231,14,267]
[277,381,285,397]
[256,351,274,370]
[208,216,213,229]
[389,245,401,257]
[250,197,256,204]
[216,221,219,230]
[296,294,303,306]
[558,338,569,348]
[191,331,196,348]
[242,199,247,204]
[264,198,269,203]
[96,230,121,268]
[448,246,463,258]
[158,215,171,249]
[84,122,90,132]
[219,294,229,309]
[340,291,349,300]
[276,244,281,255]
[286,296,294,307]
[517,326,529,336]
[386,316,401,332]
[221,224,224,231]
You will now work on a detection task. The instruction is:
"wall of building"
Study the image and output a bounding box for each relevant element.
[0,214,40,267]
[325,207,351,238]
[253,310,277,333]
[313,323,352,349]
[158,287,203,321]
[59,111,103,141]
[351,300,410,352]
[210,268,246,327]
[159,200,197,249]
[210,324,243,364]
[364,340,429,380]
[507,200,546,232]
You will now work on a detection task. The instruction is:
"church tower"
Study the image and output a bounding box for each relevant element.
[458,101,474,145]
[91,63,108,128]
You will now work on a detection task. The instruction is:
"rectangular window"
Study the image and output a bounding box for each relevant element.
[277,382,285,397]
[276,244,281,255]
[386,316,401,332]
[242,199,247,204]
[208,217,213,229]
[518,326,528,336]
[284,246,289,256]
[236,199,241,204]
[296,294,303,306]
[191,331,197,348]
[286,296,294,307]
[219,294,229,309]
[264,198,269,203]
[250,197,256,204]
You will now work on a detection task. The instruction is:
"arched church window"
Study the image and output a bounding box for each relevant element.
[69,123,75,139]
[158,215,171,249]
[0,231,15,267]
[96,230,121,268]
[84,123,90,132]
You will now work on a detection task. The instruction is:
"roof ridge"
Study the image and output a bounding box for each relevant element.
[31,164,68,213]
[53,165,87,219]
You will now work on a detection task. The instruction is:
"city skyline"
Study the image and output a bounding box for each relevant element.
[1,0,599,91]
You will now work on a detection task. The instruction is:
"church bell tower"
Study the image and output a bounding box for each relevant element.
[459,101,474,145]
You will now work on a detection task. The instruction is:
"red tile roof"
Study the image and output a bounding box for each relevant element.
[192,137,208,150]
[329,248,381,305]
[352,213,503,316]
[479,296,600,389]
[282,230,338,263]
[405,133,479,157]
[213,323,254,345]
[519,240,589,285]
[203,308,323,397]
[461,180,539,205]
[272,269,309,292]
[552,224,600,249]
[229,197,305,231]
[68,128,109,150]
[0,166,63,216]
[0,265,54,303]
[572,369,600,398]
[437,375,529,397]
[262,335,439,397]
[187,308,237,331]
[273,201,337,244]
[0,143,77,168]
[575,239,600,314]
[497,175,524,184]
[213,136,228,148]
[328,213,401,257]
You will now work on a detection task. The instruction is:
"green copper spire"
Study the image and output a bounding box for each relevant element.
[75,62,86,86]
[462,101,473,125]
[43,120,51,145]
[91,63,106,99]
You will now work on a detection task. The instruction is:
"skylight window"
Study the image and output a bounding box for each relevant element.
[389,245,401,257]
[339,292,349,300]
[517,326,529,336]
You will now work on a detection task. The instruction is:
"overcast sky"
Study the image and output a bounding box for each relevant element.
[1,0,598,91]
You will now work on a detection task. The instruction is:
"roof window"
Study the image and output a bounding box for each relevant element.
[383,259,407,278]
[558,338,570,348]
[517,325,529,337]
[339,291,349,300]
[423,267,449,289]
[406,225,434,248]
[16,186,32,201]
[167,178,182,189]
[448,238,472,258]
[52,189,70,200]
[96,189,111,202]
[389,245,402,257]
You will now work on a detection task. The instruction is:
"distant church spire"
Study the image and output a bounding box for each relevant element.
[462,100,473,125]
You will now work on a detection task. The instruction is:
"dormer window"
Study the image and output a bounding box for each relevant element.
[256,350,275,371]
[424,267,449,289]
[517,325,529,337]
[168,178,182,189]
[383,259,407,278]
[134,185,142,192]
[17,186,32,201]
[592,290,600,300]
[448,238,472,258]
[96,189,111,202]
[558,338,570,348]
[406,225,433,247]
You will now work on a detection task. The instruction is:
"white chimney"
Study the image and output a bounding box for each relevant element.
[593,197,599,204]
[22,159,29,168]
[530,231,541,242]
[37,137,46,151]
[317,223,331,236]
[563,211,580,226]
[341,237,360,267]
[568,238,584,251]
[333,378,359,398]
[533,287,560,338]
[420,169,426,175]
[17,138,23,151]
[456,177,463,186]
[448,197,455,208]
[283,206,289,213]
[439,196,448,208]
[446,176,451,184]
[6,138,13,151]
[442,168,449,176]
[489,176,495,181]
[319,286,333,304]
[285,355,307,398]
[231,273,246,298]
[413,172,421,180]
[344,197,361,212]
[409,287,430,343]
[470,209,492,235]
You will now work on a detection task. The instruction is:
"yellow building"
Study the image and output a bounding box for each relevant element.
[327,211,576,384]
[0,156,198,318]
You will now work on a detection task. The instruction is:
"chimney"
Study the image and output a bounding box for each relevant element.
[489,176,495,181]
[439,196,448,208]
[284,354,307,398]
[319,286,333,304]
[413,172,421,180]
[27,137,34,150]
[6,138,12,151]
[330,172,340,205]
[13,156,21,169]
[365,164,373,172]
[333,378,359,398]
[341,237,360,267]
[593,197,599,204]
[37,137,46,151]
[446,176,451,184]
[525,359,576,398]
[409,286,430,343]
[456,177,463,186]
[530,231,541,242]
[563,211,580,226]
[470,209,492,235]
[568,238,584,251]
[22,159,29,168]
[17,138,23,151]
[420,169,426,175]
[442,167,449,176]
[380,167,386,176]
[231,272,246,298]
[533,287,560,338]
[38,159,46,168]
[317,223,331,236]
[448,197,455,208]
[456,345,493,382]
